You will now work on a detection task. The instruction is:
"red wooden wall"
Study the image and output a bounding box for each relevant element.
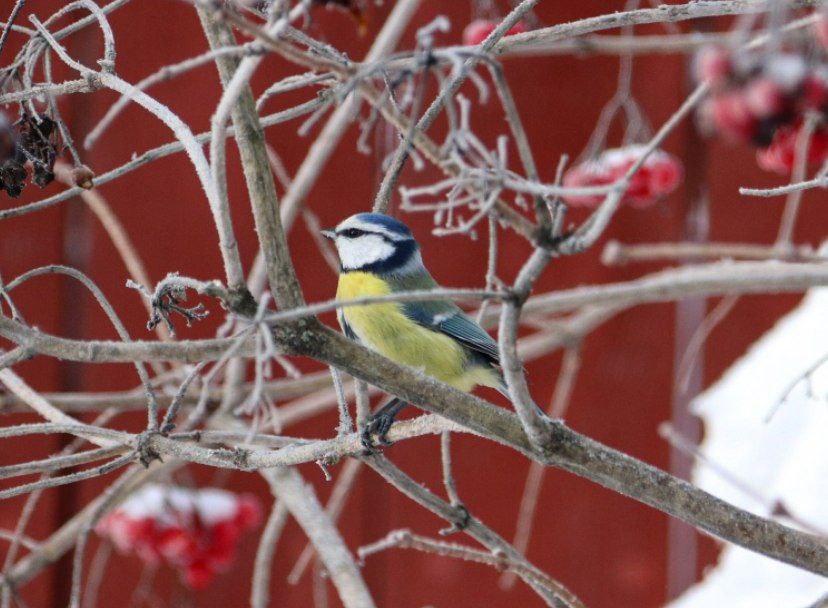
[1,2,826,607]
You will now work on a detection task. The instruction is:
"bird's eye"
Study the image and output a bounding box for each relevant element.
[342,228,364,238]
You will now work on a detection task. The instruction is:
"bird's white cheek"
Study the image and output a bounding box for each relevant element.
[336,236,394,270]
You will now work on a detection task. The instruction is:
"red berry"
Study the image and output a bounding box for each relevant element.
[96,485,261,587]
[706,92,757,143]
[212,520,241,545]
[563,146,683,209]
[462,19,526,46]
[756,124,828,174]
[562,162,614,207]
[629,156,684,209]
[802,71,828,111]
[205,541,236,569]
[235,495,263,529]
[184,560,215,590]
[744,77,786,119]
[693,46,732,88]
[157,527,193,564]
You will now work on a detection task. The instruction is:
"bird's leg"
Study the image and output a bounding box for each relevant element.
[361,397,408,453]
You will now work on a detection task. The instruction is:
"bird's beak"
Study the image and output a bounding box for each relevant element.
[321,229,336,240]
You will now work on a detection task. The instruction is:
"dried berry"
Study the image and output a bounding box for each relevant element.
[0,159,27,198]
[0,112,15,163]
[32,163,55,187]
[16,114,58,188]
[0,111,26,198]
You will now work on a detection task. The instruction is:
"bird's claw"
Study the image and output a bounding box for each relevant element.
[360,413,396,455]
[360,425,377,455]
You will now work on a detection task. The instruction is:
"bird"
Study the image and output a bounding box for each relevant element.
[322,212,506,450]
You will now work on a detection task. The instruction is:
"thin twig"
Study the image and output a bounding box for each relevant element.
[359,529,584,608]
[776,113,820,247]
[366,455,582,607]
[602,240,822,264]
[250,500,289,608]
[264,466,376,608]
[287,459,362,584]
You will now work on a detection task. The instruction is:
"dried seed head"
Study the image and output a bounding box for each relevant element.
[14,114,59,190]
[32,162,56,188]
[0,160,27,198]
[0,112,15,164]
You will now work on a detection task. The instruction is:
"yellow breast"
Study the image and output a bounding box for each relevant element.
[336,272,497,392]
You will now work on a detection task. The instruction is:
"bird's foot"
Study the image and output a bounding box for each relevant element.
[360,412,396,455]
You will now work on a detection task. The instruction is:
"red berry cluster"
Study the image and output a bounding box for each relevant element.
[96,485,262,589]
[462,18,527,46]
[695,39,828,175]
[562,146,684,209]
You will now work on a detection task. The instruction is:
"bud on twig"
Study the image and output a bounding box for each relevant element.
[71,164,95,190]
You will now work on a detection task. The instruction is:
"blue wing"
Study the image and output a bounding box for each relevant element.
[401,301,500,366]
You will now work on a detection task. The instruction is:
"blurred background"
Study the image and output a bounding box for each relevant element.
[1,1,826,606]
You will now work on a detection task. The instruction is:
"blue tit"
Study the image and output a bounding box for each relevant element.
[322,212,505,449]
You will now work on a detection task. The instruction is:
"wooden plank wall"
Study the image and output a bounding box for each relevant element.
[1,2,825,606]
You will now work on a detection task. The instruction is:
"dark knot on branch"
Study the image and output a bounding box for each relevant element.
[439,502,471,535]
[135,430,163,468]
[213,446,254,471]
[533,418,570,462]
[224,286,258,317]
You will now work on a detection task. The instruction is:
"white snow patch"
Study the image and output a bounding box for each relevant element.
[763,54,808,92]
[118,484,239,526]
[669,285,828,608]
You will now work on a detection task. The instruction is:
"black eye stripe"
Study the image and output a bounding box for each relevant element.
[336,227,413,243]
[338,228,367,238]
[338,228,390,239]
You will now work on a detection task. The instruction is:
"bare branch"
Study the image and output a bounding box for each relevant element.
[251,500,289,608]
[264,467,375,608]
[358,529,585,608]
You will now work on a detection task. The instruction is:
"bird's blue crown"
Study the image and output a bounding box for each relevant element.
[352,213,413,239]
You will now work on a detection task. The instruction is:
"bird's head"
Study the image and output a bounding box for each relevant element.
[322,213,423,274]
